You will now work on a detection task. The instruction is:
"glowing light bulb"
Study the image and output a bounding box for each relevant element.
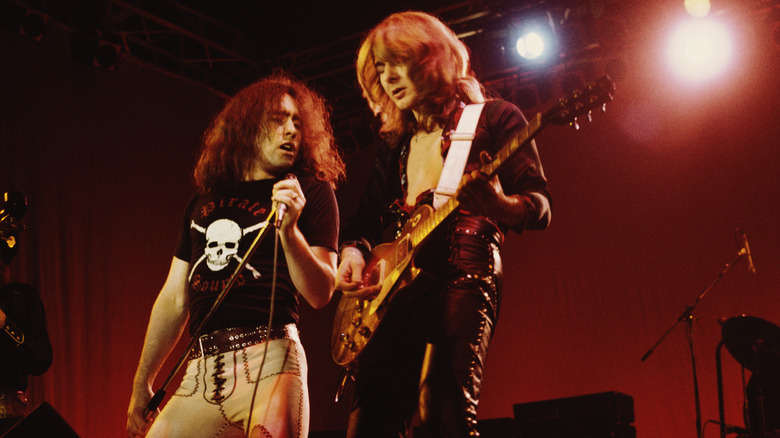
[684,0,711,18]
[516,32,545,59]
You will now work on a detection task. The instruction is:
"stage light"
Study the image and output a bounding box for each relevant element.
[508,12,558,66]
[19,9,48,41]
[667,18,732,82]
[70,34,122,72]
[93,40,121,71]
[516,31,545,59]
[684,0,711,18]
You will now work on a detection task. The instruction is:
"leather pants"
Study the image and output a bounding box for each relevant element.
[347,214,503,438]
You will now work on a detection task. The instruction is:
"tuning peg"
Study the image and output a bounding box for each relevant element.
[586,111,593,122]
[571,117,580,130]
[601,103,607,113]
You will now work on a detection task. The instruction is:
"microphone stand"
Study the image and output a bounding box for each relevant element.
[641,248,748,438]
[143,207,278,418]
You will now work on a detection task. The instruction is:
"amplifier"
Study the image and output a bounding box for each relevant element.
[0,402,80,438]
[514,391,634,438]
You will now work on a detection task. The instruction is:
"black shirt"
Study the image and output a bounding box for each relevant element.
[175,175,339,335]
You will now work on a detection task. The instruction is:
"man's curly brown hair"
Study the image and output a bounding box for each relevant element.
[194,73,346,193]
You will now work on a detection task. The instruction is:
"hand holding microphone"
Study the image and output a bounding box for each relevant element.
[274,174,300,228]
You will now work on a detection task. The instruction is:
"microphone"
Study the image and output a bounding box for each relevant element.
[738,229,757,276]
[275,174,297,228]
[275,205,287,229]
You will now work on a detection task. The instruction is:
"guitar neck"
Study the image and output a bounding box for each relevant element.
[409,112,545,248]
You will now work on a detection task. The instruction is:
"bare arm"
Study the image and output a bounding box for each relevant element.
[281,233,337,309]
[273,178,337,309]
[126,257,190,438]
[335,247,381,299]
[335,246,366,292]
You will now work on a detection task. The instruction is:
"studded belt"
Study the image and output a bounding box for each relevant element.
[451,214,503,247]
[189,323,298,360]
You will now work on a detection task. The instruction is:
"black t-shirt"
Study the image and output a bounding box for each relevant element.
[175,175,338,335]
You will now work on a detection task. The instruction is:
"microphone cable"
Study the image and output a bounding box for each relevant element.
[244,214,283,438]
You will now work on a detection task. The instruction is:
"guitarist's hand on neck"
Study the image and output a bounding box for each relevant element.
[336,247,381,299]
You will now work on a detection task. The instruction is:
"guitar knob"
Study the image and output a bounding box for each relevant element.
[355,300,364,311]
[339,332,350,342]
[358,326,372,338]
[351,316,361,327]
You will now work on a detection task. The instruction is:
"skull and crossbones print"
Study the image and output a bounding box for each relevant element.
[189,218,268,282]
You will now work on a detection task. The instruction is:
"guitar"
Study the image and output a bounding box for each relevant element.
[332,76,616,369]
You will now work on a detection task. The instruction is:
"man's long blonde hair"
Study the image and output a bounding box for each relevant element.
[356,11,486,141]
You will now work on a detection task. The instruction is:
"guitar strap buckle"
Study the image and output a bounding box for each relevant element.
[433,102,485,209]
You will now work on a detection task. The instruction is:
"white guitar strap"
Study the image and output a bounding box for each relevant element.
[433,102,485,210]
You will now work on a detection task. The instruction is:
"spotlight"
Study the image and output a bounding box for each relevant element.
[70,35,122,72]
[19,9,48,41]
[667,17,733,82]
[684,0,711,18]
[516,32,545,59]
[93,41,121,71]
[509,12,558,67]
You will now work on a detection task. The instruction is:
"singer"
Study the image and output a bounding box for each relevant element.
[126,74,346,438]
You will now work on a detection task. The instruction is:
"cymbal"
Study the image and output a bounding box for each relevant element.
[722,315,780,373]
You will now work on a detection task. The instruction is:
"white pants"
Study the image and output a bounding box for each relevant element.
[147,334,309,438]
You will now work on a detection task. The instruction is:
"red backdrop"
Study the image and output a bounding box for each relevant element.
[1,10,778,438]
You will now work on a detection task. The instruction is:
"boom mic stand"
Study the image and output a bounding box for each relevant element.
[641,246,749,438]
[143,207,278,418]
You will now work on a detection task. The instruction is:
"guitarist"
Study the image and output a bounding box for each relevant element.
[336,11,551,438]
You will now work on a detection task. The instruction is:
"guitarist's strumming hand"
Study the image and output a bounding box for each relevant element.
[336,247,381,299]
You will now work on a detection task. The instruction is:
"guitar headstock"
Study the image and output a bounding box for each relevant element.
[543,75,615,129]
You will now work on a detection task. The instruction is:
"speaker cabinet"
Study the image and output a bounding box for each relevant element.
[478,417,516,437]
[0,402,80,438]
[514,391,635,438]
